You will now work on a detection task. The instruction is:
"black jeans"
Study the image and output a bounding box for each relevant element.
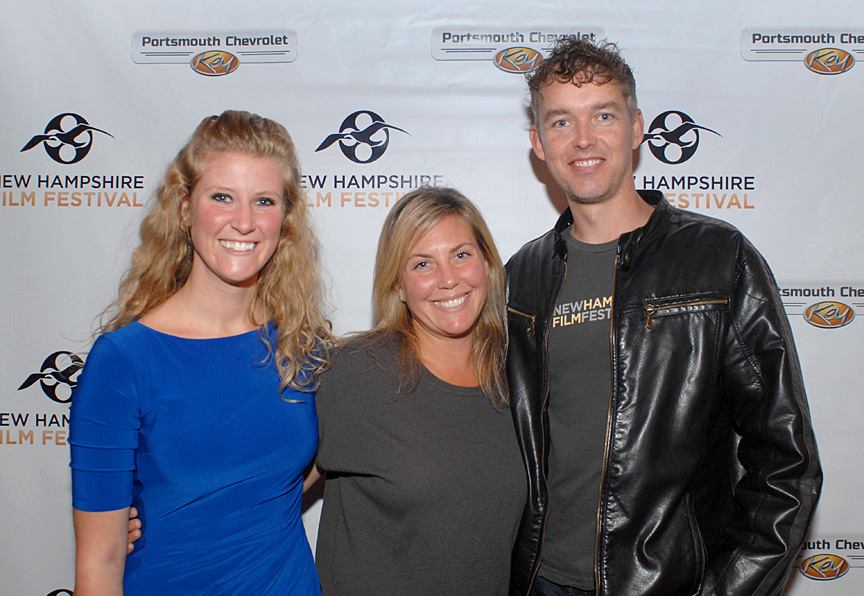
[530,575,595,596]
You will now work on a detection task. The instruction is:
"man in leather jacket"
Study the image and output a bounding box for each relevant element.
[506,37,822,595]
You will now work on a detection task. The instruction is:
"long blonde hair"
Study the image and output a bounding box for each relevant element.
[100,110,332,390]
[364,186,507,406]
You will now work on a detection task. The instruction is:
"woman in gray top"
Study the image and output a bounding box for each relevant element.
[315,187,527,595]
[126,186,527,593]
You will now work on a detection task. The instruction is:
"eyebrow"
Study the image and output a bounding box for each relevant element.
[408,242,477,259]
[202,185,283,196]
[543,101,624,118]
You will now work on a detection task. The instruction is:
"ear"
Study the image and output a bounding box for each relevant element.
[529,125,547,162]
[393,284,405,302]
[631,109,644,151]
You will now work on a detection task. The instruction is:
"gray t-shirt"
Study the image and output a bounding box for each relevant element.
[539,231,616,589]
[315,336,526,596]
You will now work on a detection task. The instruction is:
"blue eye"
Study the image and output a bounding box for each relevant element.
[211,193,231,203]
[257,196,276,206]
[455,251,471,260]
[413,260,429,270]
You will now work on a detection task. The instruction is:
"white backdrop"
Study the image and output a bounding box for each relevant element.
[1,1,861,593]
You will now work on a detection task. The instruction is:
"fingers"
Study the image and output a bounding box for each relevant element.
[126,505,141,553]
[127,527,141,553]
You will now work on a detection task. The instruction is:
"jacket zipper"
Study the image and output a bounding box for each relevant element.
[688,493,706,595]
[594,246,620,595]
[645,298,730,330]
[507,306,536,335]
[526,257,568,594]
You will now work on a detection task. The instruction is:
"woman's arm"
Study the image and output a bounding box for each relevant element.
[73,507,130,596]
[303,464,322,493]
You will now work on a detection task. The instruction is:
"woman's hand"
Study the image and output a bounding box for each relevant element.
[127,506,142,553]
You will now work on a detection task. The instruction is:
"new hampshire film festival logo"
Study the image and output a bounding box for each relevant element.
[303,110,445,209]
[1,351,79,447]
[742,28,863,75]
[17,351,83,403]
[132,30,297,76]
[635,109,756,211]
[641,110,720,166]
[5,112,144,209]
[431,27,603,73]
[315,110,409,164]
[20,113,113,165]
[780,284,863,329]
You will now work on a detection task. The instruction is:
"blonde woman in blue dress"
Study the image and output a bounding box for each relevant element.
[70,110,331,595]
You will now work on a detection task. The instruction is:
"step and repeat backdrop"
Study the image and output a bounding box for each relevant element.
[1,1,861,593]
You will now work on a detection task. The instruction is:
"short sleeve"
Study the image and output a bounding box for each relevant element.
[315,355,353,471]
[315,343,390,474]
[69,333,140,511]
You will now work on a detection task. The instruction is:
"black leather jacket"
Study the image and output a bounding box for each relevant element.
[505,191,822,595]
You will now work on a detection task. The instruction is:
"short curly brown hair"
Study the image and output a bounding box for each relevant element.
[528,37,638,122]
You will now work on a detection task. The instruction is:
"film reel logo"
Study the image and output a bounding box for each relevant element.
[21,113,113,165]
[17,351,84,404]
[315,110,409,164]
[641,110,720,165]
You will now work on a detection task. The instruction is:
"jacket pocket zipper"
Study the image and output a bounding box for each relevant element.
[507,306,536,336]
[645,298,729,330]
[687,494,707,595]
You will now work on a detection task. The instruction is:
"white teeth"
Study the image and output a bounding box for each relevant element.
[434,294,468,310]
[220,240,255,252]
[573,159,601,167]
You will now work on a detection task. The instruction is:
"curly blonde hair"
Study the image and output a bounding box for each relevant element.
[364,187,508,406]
[100,110,332,390]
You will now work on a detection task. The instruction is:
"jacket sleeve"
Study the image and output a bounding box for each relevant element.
[703,240,822,595]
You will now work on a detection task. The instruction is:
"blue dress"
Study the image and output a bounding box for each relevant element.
[70,321,321,595]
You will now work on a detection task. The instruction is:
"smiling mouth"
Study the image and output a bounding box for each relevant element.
[571,158,602,167]
[433,293,470,310]
[220,240,256,252]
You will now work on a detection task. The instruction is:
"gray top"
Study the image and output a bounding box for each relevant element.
[540,231,616,589]
[315,336,526,596]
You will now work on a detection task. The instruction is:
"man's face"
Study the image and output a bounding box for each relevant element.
[530,79,643,206]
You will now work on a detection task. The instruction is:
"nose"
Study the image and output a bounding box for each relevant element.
[232,201,255,234]
[437,262,458,289]
[571,119,596,149]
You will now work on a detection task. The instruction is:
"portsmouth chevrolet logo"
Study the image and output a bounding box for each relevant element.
[191,50,239,76]
[494,47,542,73]
[800,554,850,580]
[803,301,855,328]
[805,48,855,74]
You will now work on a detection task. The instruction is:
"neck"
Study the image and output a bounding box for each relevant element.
[143,269,263,338]
[568,188,654,244]
[414,329,479,388]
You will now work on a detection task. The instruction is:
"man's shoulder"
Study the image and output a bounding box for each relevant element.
[506,227,558,270]
[662,204,750,249]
